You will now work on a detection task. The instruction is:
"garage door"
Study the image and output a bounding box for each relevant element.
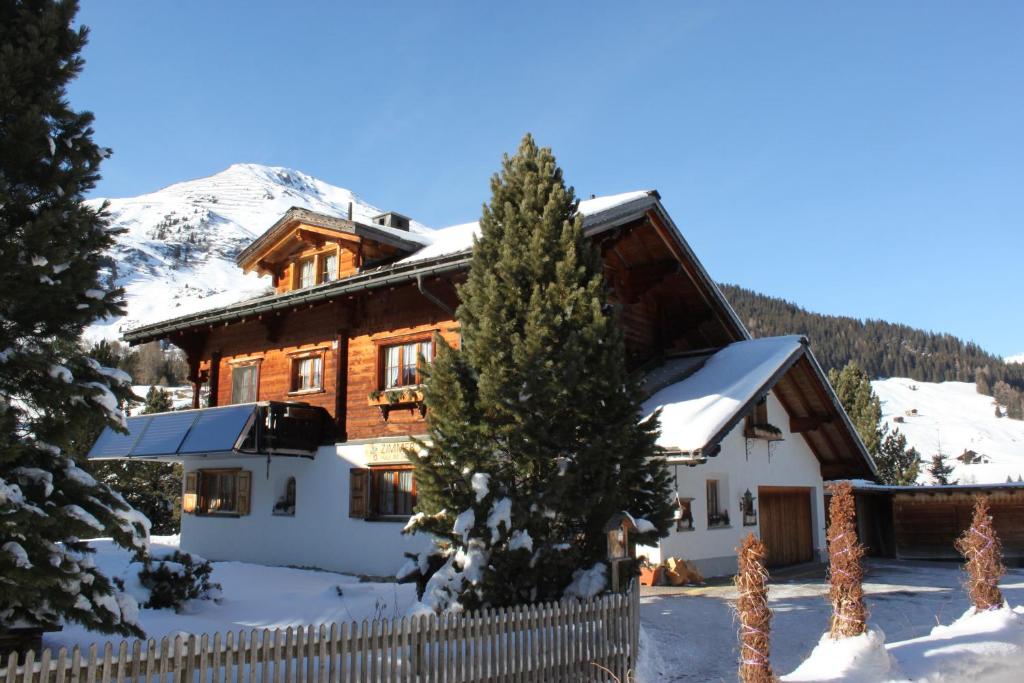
[758,487,814,567]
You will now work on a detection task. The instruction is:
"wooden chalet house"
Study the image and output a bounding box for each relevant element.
[90,191,876,578]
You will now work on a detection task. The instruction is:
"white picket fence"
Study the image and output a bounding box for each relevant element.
[1,584,640,683]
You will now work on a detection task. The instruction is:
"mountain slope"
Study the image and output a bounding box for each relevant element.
[720,284,1024,390]
[85,164,428,340]
[873,378,1024,485]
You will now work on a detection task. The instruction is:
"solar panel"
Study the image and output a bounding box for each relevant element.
[130,410,201,457]
[86,402,326,460]
[178,404,257,455]
[88,415,150,459]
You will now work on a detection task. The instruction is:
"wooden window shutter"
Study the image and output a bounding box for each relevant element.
[237,470,252,515]
[349,468,369,518]
[183,472,198,514]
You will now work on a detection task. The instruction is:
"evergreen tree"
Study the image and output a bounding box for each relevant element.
[0,0,147,636]
[90,386,183,535]
[403,135,673,611]
[142,385,173,413]
[828,362,883,456]
[927,453,956,486]
[874,429,920,486]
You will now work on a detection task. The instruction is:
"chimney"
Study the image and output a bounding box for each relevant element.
[348,201,354,220]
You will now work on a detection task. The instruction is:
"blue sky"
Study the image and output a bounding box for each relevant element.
[71,1,1023,357]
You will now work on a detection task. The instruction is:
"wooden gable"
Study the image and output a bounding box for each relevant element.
[236,207,423,294]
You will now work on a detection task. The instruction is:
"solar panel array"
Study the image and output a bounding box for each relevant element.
[87,404,258,460]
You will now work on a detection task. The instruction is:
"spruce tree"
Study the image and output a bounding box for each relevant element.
[928,453,956,486]
[0,0,147,636]
[403,134,673,611]
[874,429,920,486]
[828,362,883,456]
[142,385,173,414]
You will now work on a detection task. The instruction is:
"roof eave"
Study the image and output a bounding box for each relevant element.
[123,250,472,344]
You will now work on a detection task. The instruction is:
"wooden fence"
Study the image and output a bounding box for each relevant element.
[1,583,640,683]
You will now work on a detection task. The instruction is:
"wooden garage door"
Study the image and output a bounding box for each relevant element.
[759,487,814,567]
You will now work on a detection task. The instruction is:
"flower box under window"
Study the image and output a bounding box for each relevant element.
[744,398,784,441]
[744,423,784,442]
[368,387,427,419]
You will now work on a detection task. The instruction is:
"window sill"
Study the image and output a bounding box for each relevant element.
[194,512,240,518]
[272,511,295,517]
[288,388,325,397]
[707,524,732,531]
[674,526,695,533]
[364,515,413,523]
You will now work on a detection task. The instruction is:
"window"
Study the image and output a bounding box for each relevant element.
[381,339,433,389]
[230,363,259,404]
[274,477,296,516]
[298,257,316,289]
[707,479,729,527]
[183,469,251,516]
[348,467,416,519]
[291,353,324,393]
[320,251,338,283]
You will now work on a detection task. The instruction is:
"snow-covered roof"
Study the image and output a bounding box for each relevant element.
[643,336,806,455]
[395,190,657,266]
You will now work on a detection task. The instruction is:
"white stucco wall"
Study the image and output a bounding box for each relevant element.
[643,390,827,577]
[179,441,431,577]
[179,390,826,579]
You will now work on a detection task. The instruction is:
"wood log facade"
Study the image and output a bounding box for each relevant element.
[142,199,743,445]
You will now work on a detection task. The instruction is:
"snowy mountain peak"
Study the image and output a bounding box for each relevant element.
[1006,354,1024,365]
[85,164,429,341]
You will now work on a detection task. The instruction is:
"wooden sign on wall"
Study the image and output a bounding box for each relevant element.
[365,440,423,464]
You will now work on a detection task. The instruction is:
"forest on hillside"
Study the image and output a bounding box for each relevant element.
[720,284,1024,418]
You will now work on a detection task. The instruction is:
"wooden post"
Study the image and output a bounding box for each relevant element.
[208,351,222,408]
[334,331,348,441]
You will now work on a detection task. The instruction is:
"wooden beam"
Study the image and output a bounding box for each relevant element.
[335,331,349,441]
[790,413,834,433]
[208,351,222,407]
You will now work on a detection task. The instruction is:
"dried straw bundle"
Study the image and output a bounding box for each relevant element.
[735,533,774,682]
[827,481,867,638]
[955,496,1005,611]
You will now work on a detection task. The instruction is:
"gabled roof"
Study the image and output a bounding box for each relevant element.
[123,189,746,345]
[643,336,877,480]
[235,206,430,272]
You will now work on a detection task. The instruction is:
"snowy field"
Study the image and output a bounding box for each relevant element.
[47,540,1024,682]
[873,379,1024,484]
[46,537,418,652]
[641,559,1024,682]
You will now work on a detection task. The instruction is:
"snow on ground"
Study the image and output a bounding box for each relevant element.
[872,379,1024,484]
[638,559,1024,682]
[46,536,417,651]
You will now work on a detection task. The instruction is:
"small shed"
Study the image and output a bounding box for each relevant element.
[847,482,1024,564]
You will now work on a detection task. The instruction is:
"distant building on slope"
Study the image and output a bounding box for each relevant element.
[89,191,875,578]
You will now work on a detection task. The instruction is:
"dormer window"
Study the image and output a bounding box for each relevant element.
[321,251,338,283]
[298,257,315,289]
